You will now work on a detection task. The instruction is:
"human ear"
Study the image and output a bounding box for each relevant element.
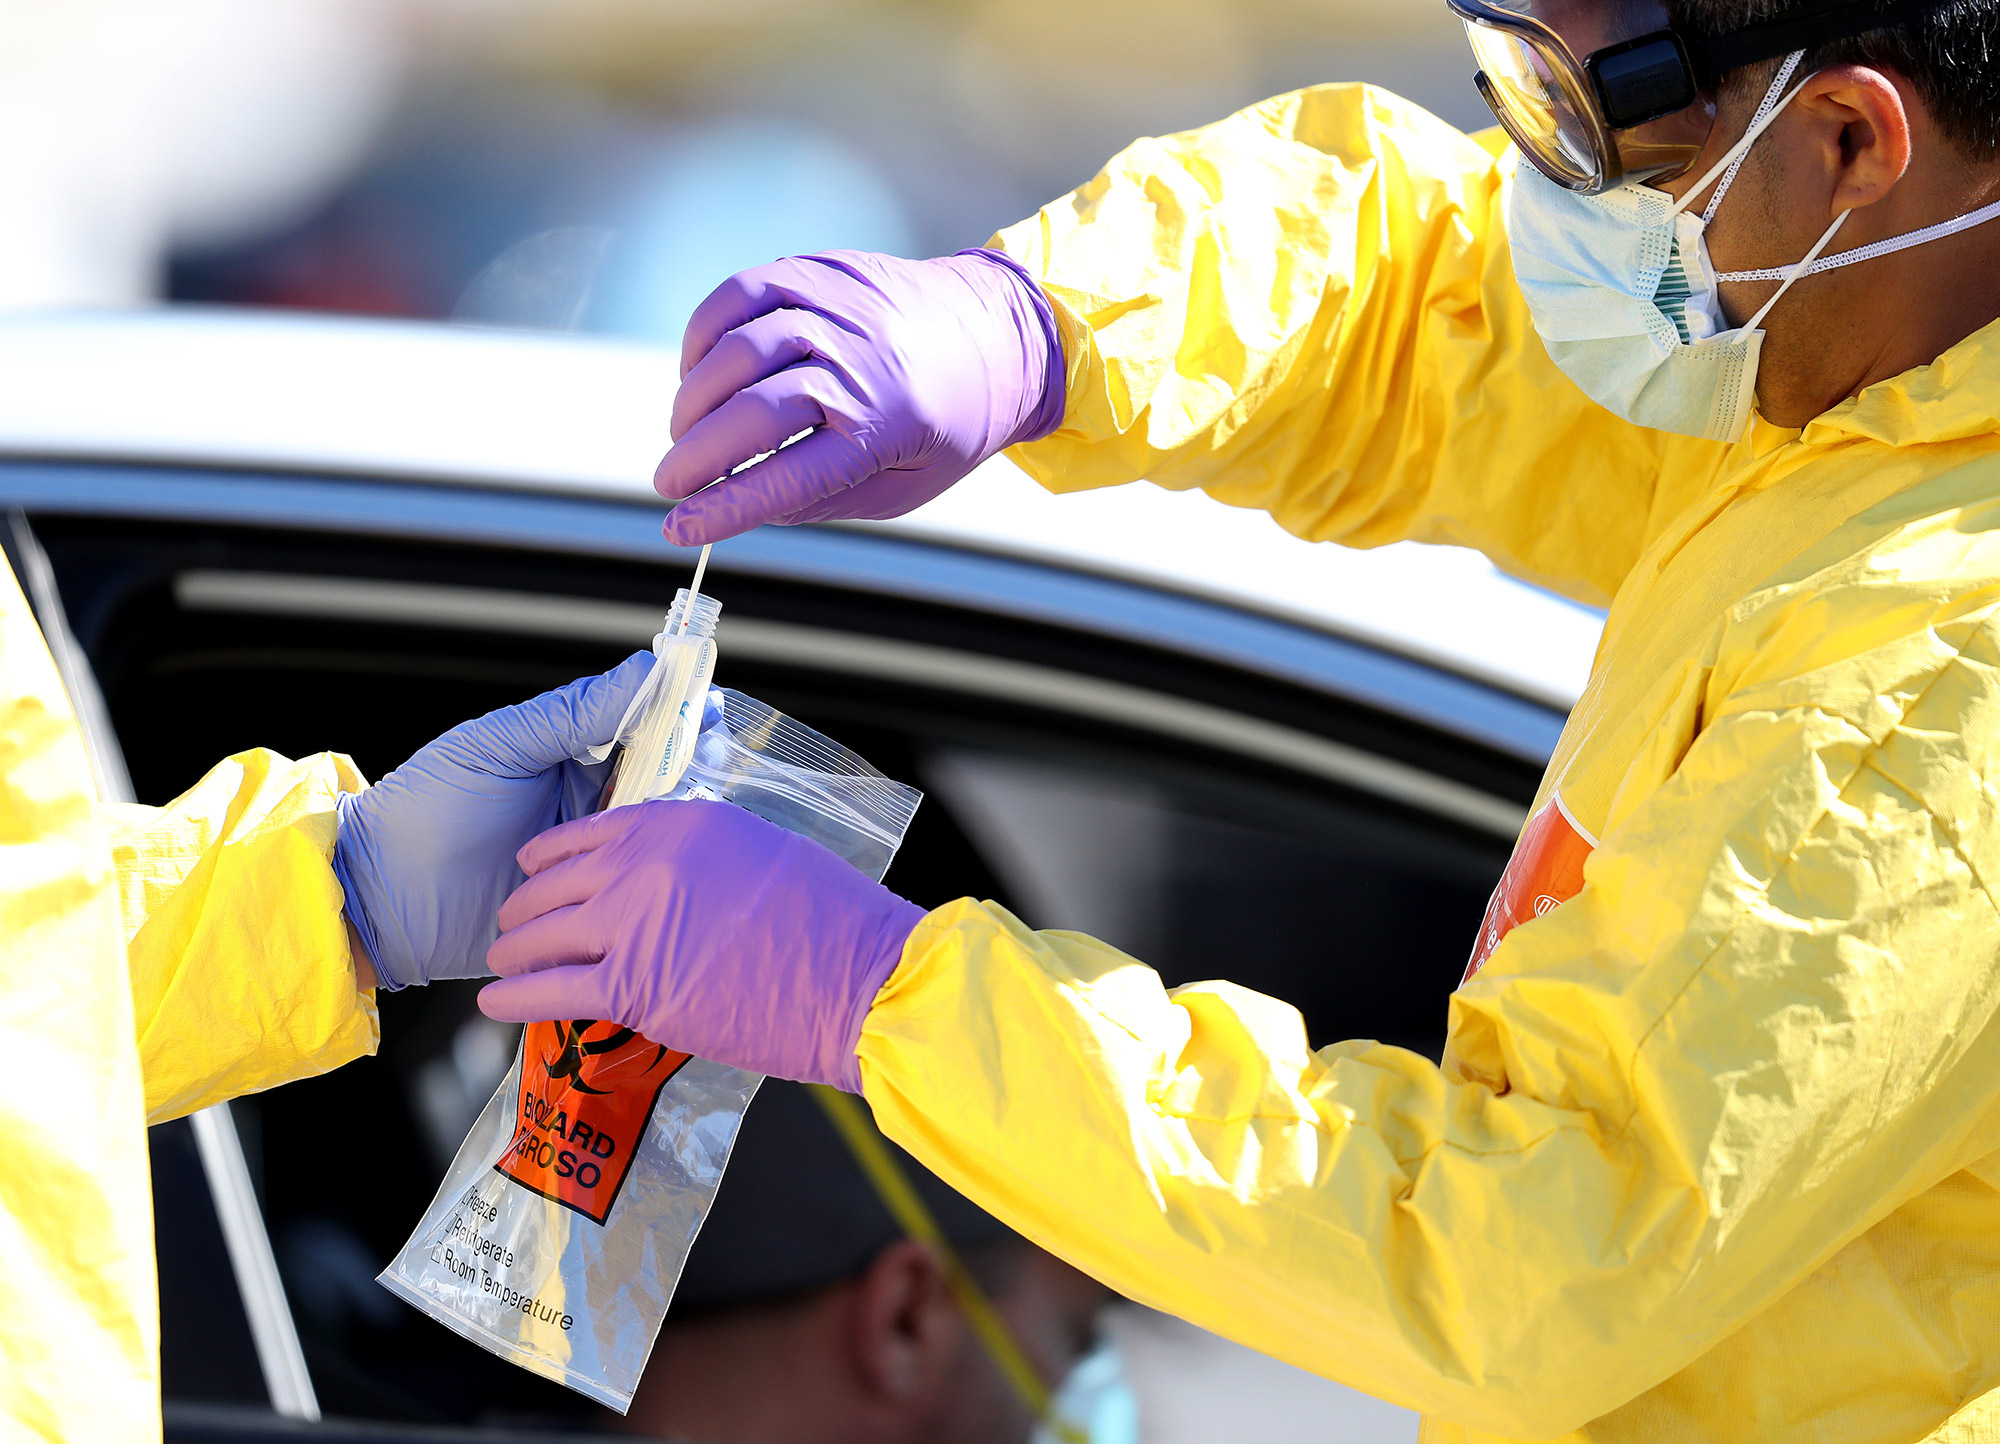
[845,1240,961,1403]
[1791,64,1912,214]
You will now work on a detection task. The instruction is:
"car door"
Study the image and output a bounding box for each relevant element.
[5,461,1555,1437]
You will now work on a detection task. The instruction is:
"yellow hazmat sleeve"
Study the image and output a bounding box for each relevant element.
[0,558,160,1439]
[858,555,2000,1436]
[110,749,379,1124]
[992,83,1728,608]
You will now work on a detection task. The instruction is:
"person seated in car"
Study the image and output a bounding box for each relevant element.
[616,1080,1122,1444]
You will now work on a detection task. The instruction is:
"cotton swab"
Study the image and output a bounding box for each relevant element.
[679,543,713,636]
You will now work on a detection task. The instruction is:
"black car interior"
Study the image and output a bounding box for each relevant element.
[26,505,1534,1435]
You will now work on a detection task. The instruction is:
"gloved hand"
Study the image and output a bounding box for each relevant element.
[333,651,654,990]
[477,799,929,1092]
[656,248,1066,546]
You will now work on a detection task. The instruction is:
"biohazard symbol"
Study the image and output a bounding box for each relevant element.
[542,1020,675,1095]
[498,1018,693,1223]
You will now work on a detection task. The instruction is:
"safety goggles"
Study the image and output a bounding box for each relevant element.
[1447,0,1958,193]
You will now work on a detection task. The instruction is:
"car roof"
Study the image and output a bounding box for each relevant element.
[0,307,1599,708]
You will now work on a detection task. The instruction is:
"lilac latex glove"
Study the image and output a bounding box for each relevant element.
[332,652,653,990]
[656,248,1065,546]
[477,799,928,1092]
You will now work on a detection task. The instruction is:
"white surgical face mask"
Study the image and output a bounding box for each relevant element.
[1507,51,2000,444]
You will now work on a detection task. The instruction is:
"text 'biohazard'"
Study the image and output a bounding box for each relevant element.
[493,1019,690,1224]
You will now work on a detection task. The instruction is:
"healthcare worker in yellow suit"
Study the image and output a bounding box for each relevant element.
[0,521,652,1441]
[473,0,2000,1440]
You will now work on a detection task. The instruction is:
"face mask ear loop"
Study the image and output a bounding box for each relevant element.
[1668,51,1809,223]
[1721,193,2000,283]
[1700,52,1806,225]
[1741,208,1854,333]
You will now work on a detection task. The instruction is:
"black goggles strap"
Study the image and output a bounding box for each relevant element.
[1685,0,1963,87]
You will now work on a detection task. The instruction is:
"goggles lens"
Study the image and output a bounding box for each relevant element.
[1453,0,1711,194]
[1463,19,1602,188]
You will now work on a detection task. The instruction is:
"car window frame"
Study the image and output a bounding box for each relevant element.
[1,459,1567,1435]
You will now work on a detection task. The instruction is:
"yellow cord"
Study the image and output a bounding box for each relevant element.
[805,1084,1087,1443]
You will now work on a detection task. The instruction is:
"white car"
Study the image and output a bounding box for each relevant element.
[0,308,1597,1444]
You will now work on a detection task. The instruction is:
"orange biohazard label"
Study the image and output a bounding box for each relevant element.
[494,1020,692,1225]
[1462,796,1597,985]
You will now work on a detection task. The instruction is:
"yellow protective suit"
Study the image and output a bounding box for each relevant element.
[856,83,2000,1442]
[0,557,376,1441]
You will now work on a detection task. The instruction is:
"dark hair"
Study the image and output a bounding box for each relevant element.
[1672,0,2000,157]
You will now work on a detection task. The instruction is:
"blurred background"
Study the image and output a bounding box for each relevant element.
[10,0,1484,338]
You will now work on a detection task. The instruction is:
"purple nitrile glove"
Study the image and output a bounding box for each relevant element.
[655,248,1066,546]
[477,799,928,1092]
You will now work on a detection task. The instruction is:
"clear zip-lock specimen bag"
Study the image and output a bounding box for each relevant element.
[380,590,922,1410]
